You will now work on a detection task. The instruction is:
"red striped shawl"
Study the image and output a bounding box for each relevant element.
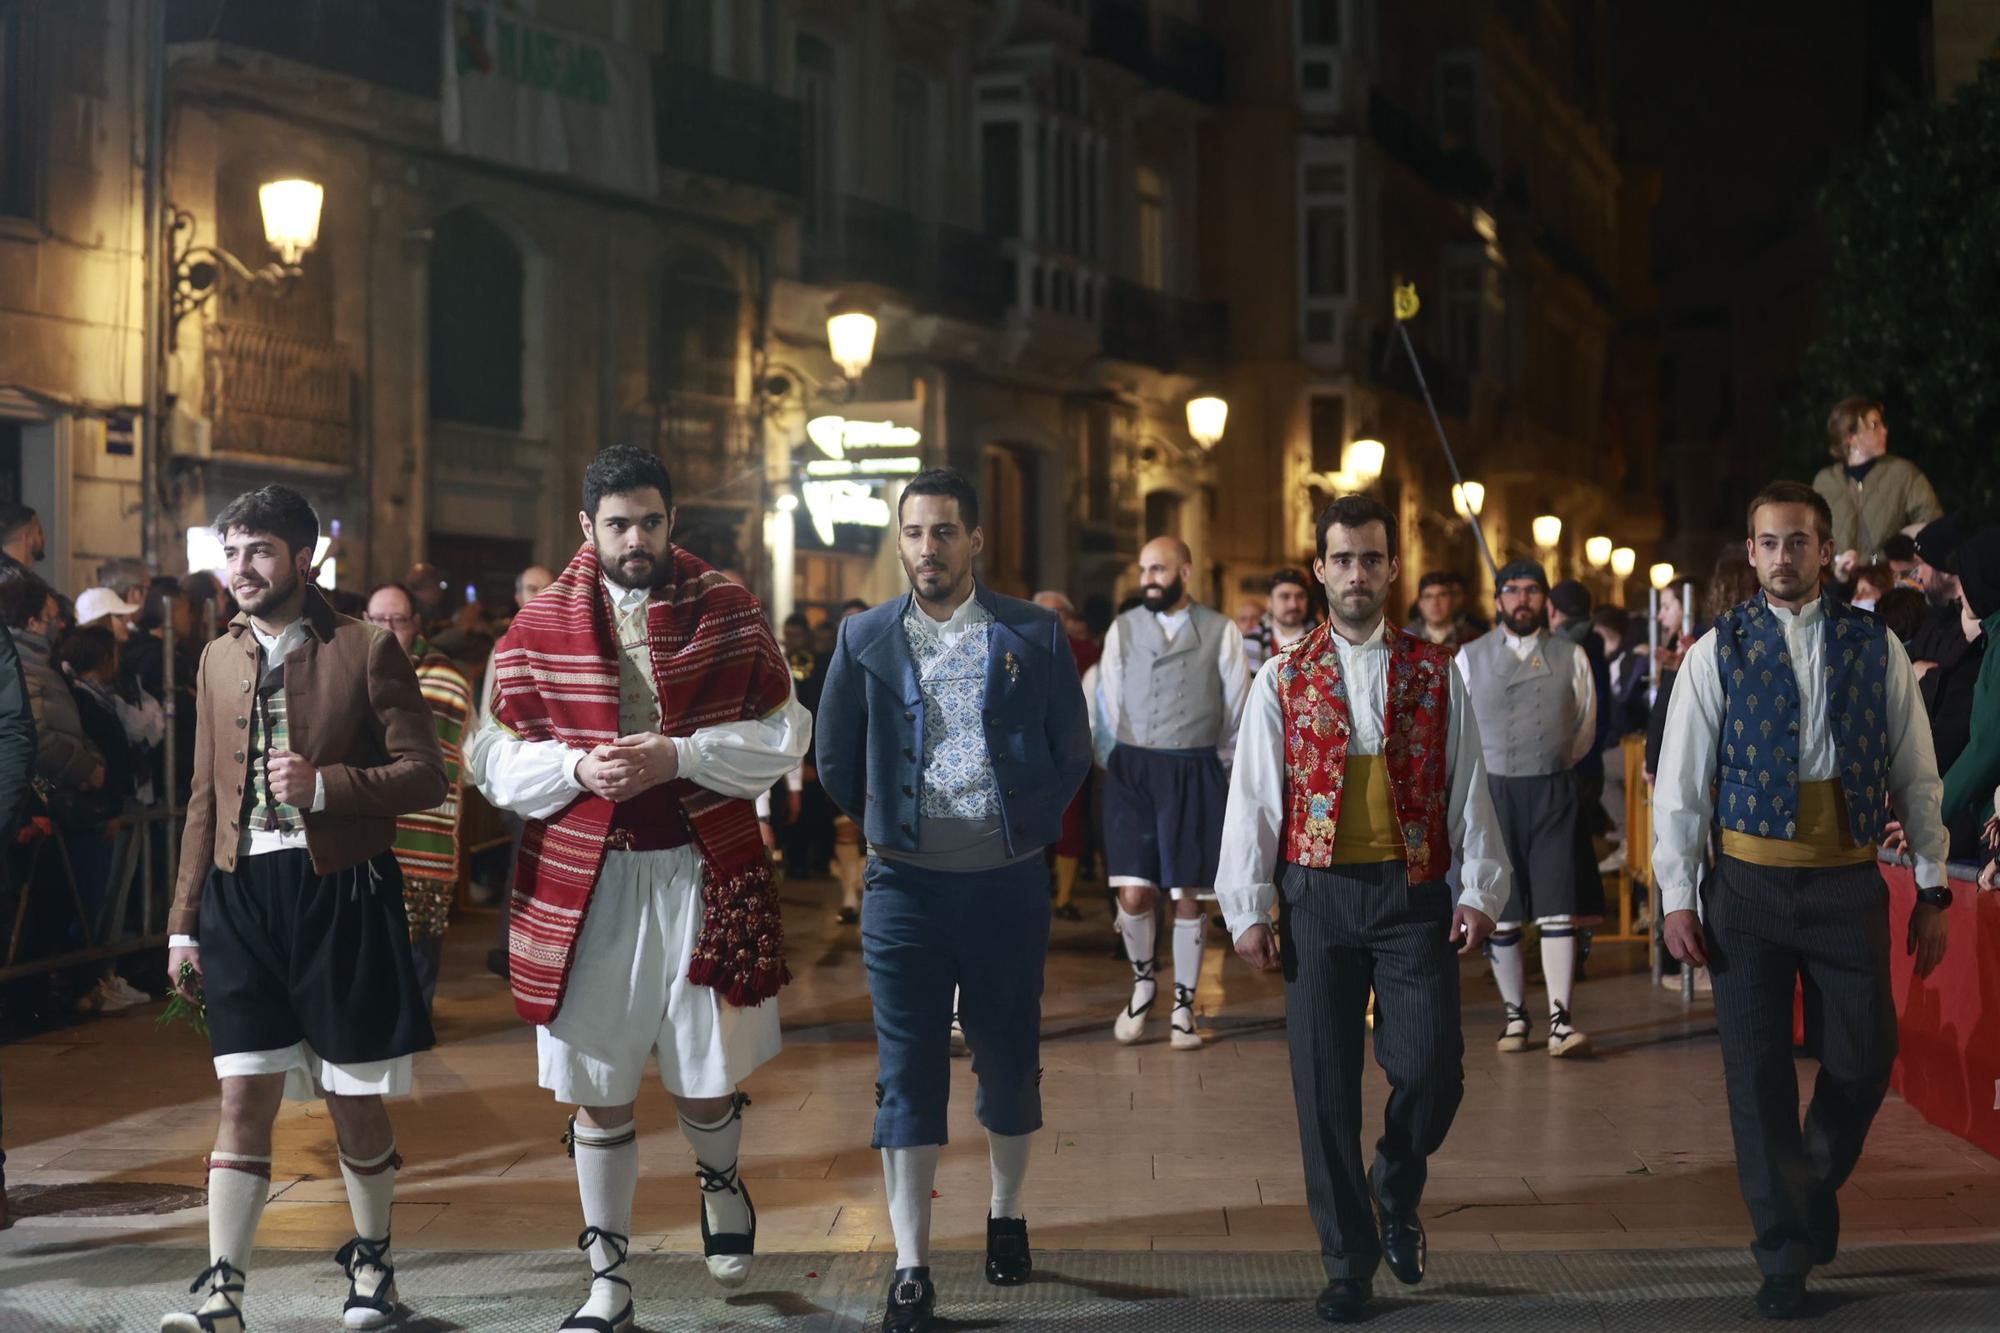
[492,541,793,1024]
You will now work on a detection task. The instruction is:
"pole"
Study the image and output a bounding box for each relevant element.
[139,0,167,566]
[1389,284,1497,580]
[1646,584,1662,987]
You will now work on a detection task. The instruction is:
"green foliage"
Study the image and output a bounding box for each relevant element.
[1791,61,2000,521]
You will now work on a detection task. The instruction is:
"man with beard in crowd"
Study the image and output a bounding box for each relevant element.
[0,503,45,582]
[1099,536,1251,1049]
[1454,560,1599,1057]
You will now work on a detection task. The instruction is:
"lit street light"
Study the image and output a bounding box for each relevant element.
[1585,536,1613,568]
[1451,480,1485,518]
[1610,546,1636,578]
[1649,562,1677,590]
[1532,514,1563,548]
[1344,437,1385,484]
[1186,394,1229,449]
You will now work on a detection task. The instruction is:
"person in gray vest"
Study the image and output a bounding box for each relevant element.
[1454,559,1599,1057]
[1101,535,1252,1049]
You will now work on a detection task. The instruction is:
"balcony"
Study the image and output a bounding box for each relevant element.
[1101,279,1227,370]
[203,322,358,470]
[166,0,443,99]
[804,197,1010,321]
[1087,0,1224,104]
[1368,90,1493,201]
[654,61,805,197]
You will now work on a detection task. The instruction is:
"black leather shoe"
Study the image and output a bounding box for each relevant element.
[985,1215,1032,1285]
[1756,1274,1807,1320]
[881,1266,936,1333]
[1377,1210,1426,1286]
[1315,1278,1370,1323]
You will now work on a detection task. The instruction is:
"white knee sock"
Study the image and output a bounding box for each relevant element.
[1490,929,1525,1011]
[205,1151,271,1312]
[1116,908,1157,999]
[337,1141,398,1244]
[1171,916,1204,1001]
[1541,926,1578,1021]
[680,1100,752,1282]
[987,1131,1033,1220]
[570,1117,638,1320]
[834,842,862,908]
[882,1144,940,1270]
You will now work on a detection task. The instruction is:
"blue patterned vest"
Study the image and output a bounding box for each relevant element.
[1711,590,1891,845]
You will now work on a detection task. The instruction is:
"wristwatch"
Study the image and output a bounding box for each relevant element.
[1915,885,1953,909]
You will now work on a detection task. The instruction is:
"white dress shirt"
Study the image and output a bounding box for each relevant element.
[1216,620,1512,936]
[1455,626,1600,768]
[1097,606,1253,753]
[466,579,812,822]
[1651,598,1948,914]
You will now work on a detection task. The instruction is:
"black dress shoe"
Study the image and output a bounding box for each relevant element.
[881,1266,936,1333]
[1315,1278,1370,1323]
[1756,1274,1807,1320]
[1377,1210,1426,1286]
[985,1215,1032,1285]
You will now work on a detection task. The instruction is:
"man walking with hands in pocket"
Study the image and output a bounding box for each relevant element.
[1218,494,1508,1325]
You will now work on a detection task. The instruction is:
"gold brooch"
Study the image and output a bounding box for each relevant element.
[1004,650,1020,682]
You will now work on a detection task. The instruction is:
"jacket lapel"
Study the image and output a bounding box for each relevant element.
[977,584,1032,713]
[852,594,922,706]
[1505,632,1554,688]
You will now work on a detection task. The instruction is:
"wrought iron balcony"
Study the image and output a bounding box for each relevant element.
[167,0,443,98]
[805,197,1010,321]
[654,60,805,197]
[1101,279,1228,370]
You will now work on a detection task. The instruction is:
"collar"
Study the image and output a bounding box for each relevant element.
[229,585,338,642]
[248,616,306,653]
[905,589,991,633]
[1845,455,1882,483]
[1501,626,1544,652]
[603,576,653,618]
[1766,594,1826,628]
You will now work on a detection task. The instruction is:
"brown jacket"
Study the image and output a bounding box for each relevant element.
[170,587,447,937]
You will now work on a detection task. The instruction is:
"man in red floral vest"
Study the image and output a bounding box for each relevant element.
[1218,494,1508,1325]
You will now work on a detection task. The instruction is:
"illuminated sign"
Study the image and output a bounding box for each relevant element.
[806,414,923,460]
[802,480,892,545]
[803,456,922,478]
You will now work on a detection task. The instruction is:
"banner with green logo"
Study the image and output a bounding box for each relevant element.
[442,2,658,197]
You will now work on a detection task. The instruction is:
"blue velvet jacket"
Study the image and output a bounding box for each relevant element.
[815,583,1092,858]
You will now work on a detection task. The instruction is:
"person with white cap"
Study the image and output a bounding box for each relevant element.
[75,585,146,639]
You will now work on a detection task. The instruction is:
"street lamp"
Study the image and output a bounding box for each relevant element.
[1531,514,1563,548]
[825,297,878,382]
[168,177,324,343]
[1649,562,1676,591]
[1451,480,1485,518]
[1585,535,1613,568]
[1186,395,1229,449]
[1610,546,1636,578]
[1343,437,1386,484]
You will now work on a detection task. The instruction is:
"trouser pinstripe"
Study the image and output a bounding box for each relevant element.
[1704,855,1897,1277]
[1278,861,1464,1281]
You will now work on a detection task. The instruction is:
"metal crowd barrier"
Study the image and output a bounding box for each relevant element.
[0,802,180,983]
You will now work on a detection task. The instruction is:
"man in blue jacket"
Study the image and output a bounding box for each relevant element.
[817,467,1091,1333]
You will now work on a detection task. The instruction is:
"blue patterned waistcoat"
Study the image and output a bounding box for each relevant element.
[1711,590,1891,844]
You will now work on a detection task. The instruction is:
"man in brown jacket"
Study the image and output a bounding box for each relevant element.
[162,485,445,1333]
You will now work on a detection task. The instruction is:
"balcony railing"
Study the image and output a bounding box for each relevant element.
[805,197,1011,321]
[166,0,443,98]
[1087,0,1224,103]
[203,322,358,469]
[654,60,805,197]
[1101,279,1228,370]
[1368,90,1494,200]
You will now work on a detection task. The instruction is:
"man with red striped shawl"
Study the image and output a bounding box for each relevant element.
[368,580,472,1011]
[1216,494,1508,1324]
[465,447,810,1333]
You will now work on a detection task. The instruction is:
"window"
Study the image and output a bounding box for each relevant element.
[796,35,837,237]
[0,2,36,219]
[982,443,1039,597]
[894,70,929,217]
[1299,142,1355,353]
[1443,251,1485,376]
[1144,489,1184,541]
[429,210,524,430]
[654,250,739,401]
[1135,165,1167,292]
[1297,0,1342,102]
[982,123,1021,238]
[1308,392,1346,474]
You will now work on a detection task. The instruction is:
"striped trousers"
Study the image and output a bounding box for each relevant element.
[1704,855,1897,1276]
[1277,861,1464,1281]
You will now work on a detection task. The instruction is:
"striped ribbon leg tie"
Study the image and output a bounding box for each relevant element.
[560,1227,634,1333]
[160,1259,245,1333]
[334,1234,399,1328]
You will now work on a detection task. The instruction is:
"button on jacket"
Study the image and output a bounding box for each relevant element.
[169,586,447,937]
[815,583,1091,858]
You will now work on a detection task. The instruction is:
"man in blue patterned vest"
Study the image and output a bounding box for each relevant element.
[817,468,1092,1333]
[1654,479,1950,1321]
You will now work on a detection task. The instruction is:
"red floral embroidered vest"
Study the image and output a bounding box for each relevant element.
[1275,622,1454,879]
